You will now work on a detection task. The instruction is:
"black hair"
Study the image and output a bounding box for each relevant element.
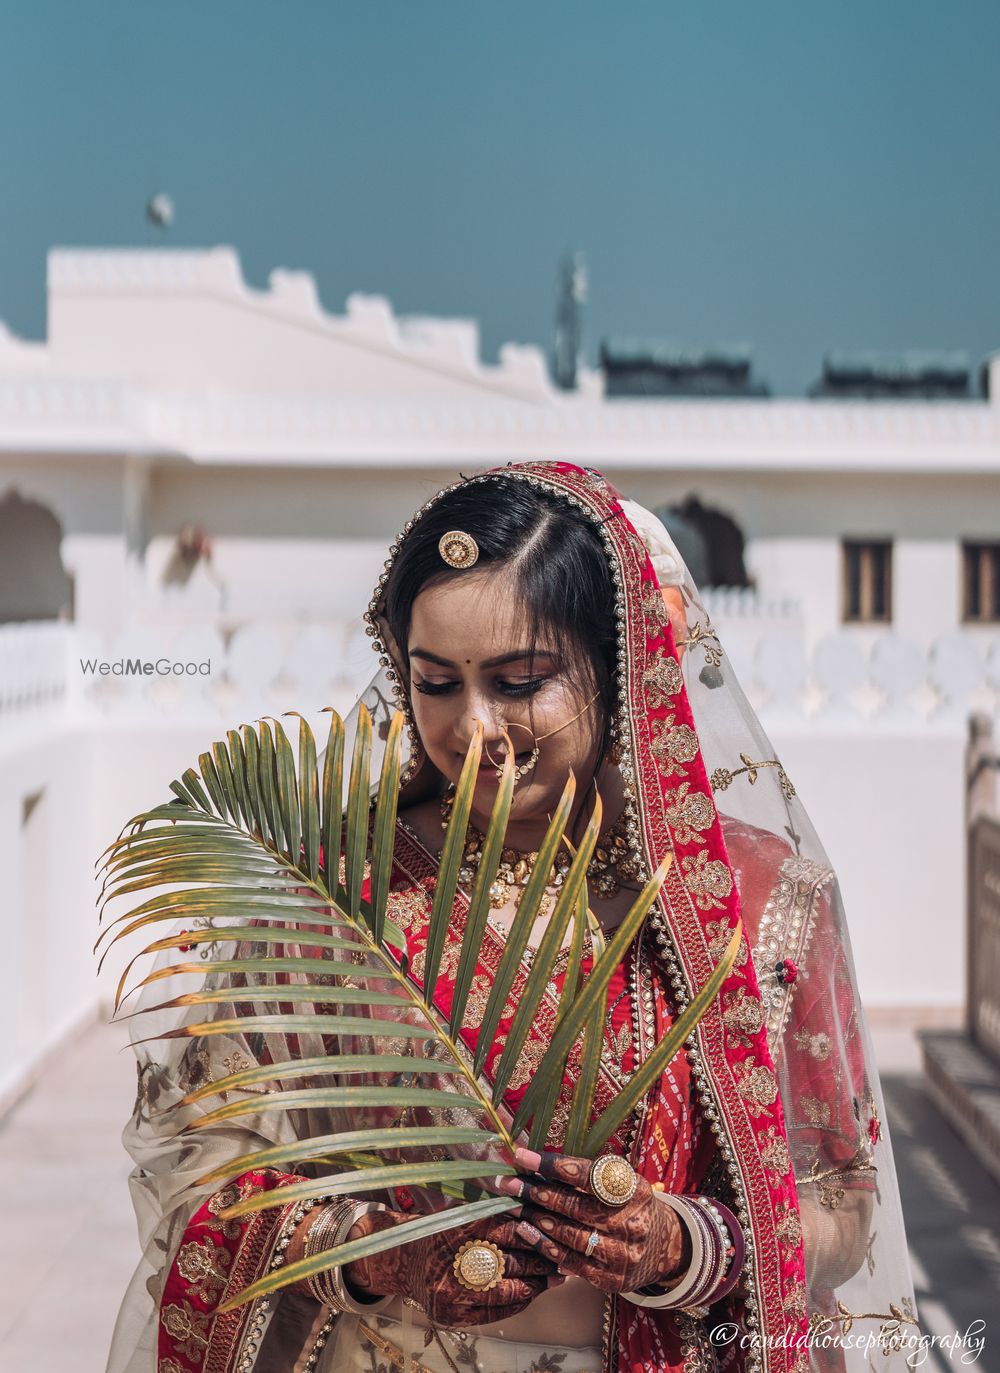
[380,478,619,756]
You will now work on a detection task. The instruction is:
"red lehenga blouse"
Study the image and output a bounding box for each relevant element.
[112,461,915,1373]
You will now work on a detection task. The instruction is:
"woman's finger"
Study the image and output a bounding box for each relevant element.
[499,1250,560,1280]
[514,1147,593,1192]
[479,1219,559,1255]
[514,1221,608,1287]
[518,1206,597,1257]
[501,1174,614,1226]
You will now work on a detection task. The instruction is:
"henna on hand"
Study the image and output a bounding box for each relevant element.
[498,1150,689,1295]
[340,1209,561,1328]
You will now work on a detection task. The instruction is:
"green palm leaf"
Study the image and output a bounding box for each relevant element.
[99,707,739,1310]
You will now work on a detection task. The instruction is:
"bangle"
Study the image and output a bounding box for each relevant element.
[621,1193,737,1313]
[304,1200,392,1315]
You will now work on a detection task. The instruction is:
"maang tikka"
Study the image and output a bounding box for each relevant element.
[438,531,479,569]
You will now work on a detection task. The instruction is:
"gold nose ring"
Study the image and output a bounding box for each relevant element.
[483,721,539,783]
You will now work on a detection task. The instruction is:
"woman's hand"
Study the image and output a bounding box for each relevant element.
[343,1207,563,1327]
[497,1148,689,1295]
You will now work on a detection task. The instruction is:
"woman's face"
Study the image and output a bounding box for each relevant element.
[405,570,605,835]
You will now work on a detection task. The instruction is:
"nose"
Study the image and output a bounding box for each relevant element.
[453,690,507,760]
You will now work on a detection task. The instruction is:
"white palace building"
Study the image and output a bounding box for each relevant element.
[1,246,998,1106]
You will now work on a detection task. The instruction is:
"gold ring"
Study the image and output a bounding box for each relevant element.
[588,1155,638,1207]
[453,1239,506,1292]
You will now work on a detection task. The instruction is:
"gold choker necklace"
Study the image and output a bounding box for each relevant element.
[438,786,642,910]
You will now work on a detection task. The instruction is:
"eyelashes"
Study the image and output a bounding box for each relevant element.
[413,677,549,700]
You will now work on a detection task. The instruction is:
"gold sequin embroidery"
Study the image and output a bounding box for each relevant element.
[681,849,734,911]
[651,715,700,778]
[643,650,683,707]
[663,781,716,845]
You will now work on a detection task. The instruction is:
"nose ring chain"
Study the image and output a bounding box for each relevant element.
[481,692,601,784]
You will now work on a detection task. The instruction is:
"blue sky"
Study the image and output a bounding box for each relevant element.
[1,0,999,394]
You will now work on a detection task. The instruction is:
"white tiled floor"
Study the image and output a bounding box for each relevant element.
[0,1019,140,1373]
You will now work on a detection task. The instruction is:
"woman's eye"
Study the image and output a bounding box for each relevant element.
[496,677,547,699]
[413,680,460,696]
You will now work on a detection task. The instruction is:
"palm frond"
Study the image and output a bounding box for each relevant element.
[99,706,741,1309]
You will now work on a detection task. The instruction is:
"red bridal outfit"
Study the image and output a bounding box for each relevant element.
[106,463,916,1373]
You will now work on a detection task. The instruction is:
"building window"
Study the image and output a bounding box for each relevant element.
[842,540,892,623]
[962,543,1000,623]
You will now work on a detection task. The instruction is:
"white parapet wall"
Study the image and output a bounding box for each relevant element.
[1,615,993,1106]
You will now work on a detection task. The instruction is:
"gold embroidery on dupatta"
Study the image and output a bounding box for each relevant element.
[783,1276,808,1320]
[722,986,767,1047]
[680,849,734,911]
[774,1200,804,1248]
[642,588,672,634]
[759,1124,791,1177]
[651,715,700,777]
[176,1239,232,1304]
[709,752,796,800]
[705,918,749,968]
[663,781,716,844]
[161,1301,210,1362]
[734,1060,779,1114]
[801,1095,832,1127]
[793,1025,832,1061]
[642,649,683,706]
[676,620,723,667]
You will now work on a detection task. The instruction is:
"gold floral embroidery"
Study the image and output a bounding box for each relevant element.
[642,589,672,635]
[774,1200,803,1247]
[178,1046,211,1093]
[705,920,748,967]
[462,973,493,1029]
[801,1095,832,1127]
[793,1026,832,1061]
[663,782,716,845]
[221,1050,252,1075]
[158,1359,186,1373]
[722,986,766,1046]
[813,1299,919,1351]
[642,650,683,707]
[386,884,433,932]
[651,715,700,778]
[410,938,462,983]
[176,1239,231,1304]
[798,1153,878,1209]
[681,849,734,911]
[734,1060,778,1114]
[783,1277,808,1320]
[759,1124,791,1176]
[161,1301,210,1362]
[676,620,723,668]
[710,752,796,800]
[204,1178,256,1239]
[492,1032,549,1092]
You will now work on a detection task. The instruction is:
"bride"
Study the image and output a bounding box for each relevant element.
[105,461,917,1373]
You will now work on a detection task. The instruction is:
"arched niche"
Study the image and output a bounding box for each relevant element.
[655,494,751,589]
[0,488,75,622]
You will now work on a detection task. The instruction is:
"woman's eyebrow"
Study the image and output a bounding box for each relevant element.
[409,648,556,670]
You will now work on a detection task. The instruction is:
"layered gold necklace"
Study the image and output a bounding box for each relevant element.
[438,786,642,912]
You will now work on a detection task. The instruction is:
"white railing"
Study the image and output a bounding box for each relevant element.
[1,618,999,727]
[0,621,71,718]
